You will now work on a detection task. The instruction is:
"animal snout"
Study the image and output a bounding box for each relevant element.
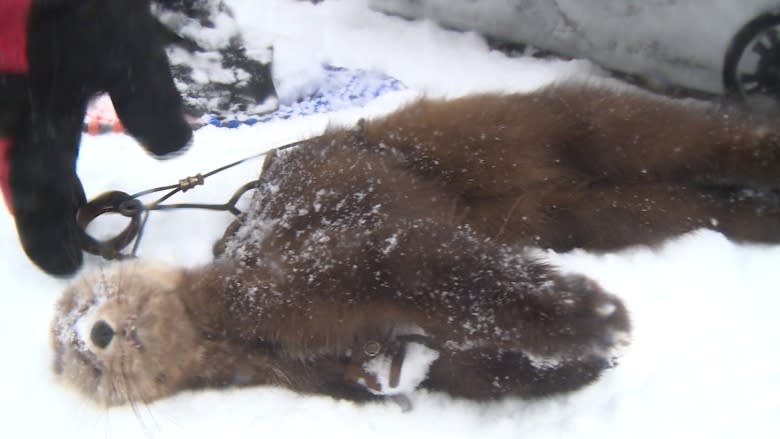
[90,320,115,349]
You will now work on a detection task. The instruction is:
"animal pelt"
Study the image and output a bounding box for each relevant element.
[52,83,780,406]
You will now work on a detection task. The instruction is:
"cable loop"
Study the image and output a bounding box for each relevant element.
[76,139,303,261]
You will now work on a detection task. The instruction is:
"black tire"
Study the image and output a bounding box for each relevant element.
[723,10,780,112]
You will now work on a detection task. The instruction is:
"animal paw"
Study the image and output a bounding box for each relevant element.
[519,274,631,366]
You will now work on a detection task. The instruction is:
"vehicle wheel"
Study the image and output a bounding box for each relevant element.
[723,11,780,112]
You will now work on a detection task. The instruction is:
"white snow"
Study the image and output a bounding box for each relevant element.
[1,1,779,438]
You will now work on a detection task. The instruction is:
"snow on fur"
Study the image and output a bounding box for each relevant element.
[1,1,778,438]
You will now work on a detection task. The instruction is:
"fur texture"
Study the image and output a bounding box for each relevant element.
[52,83,780,406]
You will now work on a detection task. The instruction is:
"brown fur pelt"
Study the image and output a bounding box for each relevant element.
[52,83,780,406]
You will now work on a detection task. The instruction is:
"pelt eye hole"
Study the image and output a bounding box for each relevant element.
[90,320,115,349]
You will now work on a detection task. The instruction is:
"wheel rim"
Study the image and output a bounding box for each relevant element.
[723,11,780,112]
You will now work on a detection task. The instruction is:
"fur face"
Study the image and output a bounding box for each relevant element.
[51,84,780,406]
[51,260,202,406]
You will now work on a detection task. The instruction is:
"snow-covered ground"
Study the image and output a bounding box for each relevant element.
[2,1,779,437]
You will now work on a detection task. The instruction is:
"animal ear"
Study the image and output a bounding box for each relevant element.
[102,259,185,293]
[142,261,186,292]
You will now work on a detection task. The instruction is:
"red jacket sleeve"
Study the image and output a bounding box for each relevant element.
[0,0,31,210]
[0,0,31,73]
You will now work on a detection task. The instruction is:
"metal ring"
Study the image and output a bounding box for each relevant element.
[363,340,382,357]
[77,191,142,260]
